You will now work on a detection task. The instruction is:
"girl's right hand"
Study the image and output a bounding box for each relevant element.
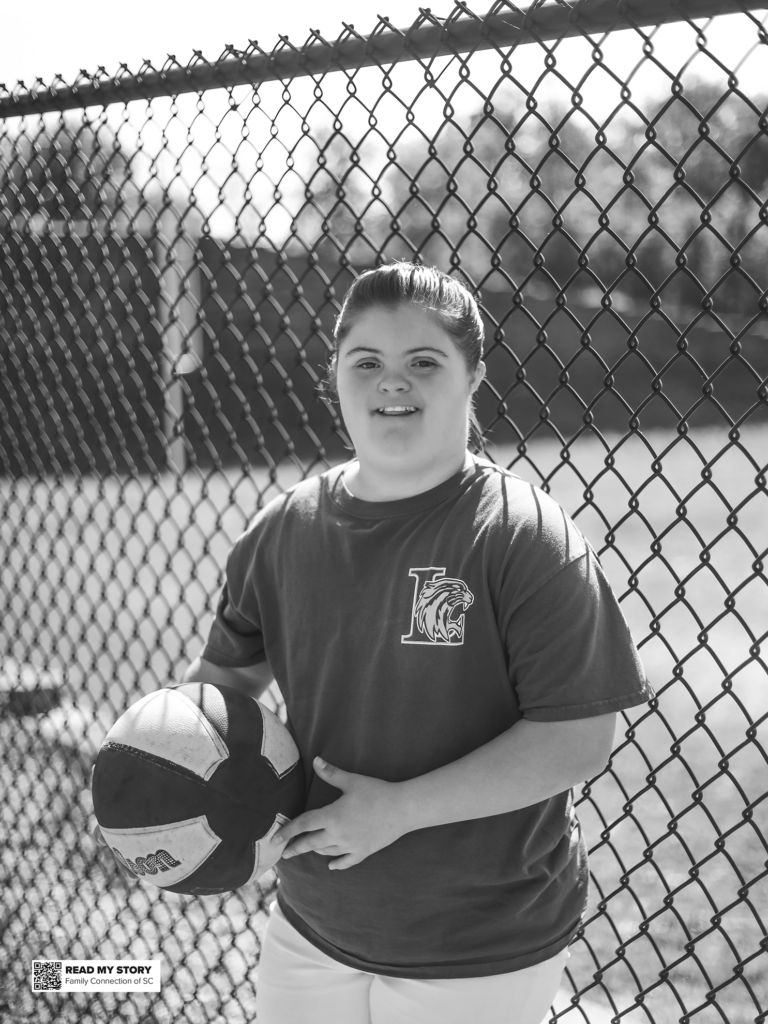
[92,824,139,884]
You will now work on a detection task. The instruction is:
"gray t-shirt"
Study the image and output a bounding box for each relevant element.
[202,456,652,978]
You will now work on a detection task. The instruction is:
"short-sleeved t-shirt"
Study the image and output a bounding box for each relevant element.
[201,456,652,978]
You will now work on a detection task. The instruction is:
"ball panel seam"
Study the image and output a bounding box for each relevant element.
[101,741,214,789]
[104,689,229,779]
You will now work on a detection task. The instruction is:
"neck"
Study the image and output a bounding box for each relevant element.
[344,450,471,502]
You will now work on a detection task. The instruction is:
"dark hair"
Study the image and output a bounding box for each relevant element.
[326,263,486,453]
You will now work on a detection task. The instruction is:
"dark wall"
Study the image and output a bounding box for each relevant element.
[2,237,766,477]
[477,293,768,448]
[188,248,768,464]
[185,242,355,468]
[0,233,164,475]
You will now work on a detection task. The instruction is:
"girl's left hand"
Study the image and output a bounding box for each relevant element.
[271,757,410,870]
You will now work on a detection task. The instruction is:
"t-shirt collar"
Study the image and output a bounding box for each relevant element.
[326,454,480,519]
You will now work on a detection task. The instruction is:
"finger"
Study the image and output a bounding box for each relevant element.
[312,756,353,790]
[102,846,139,884]
[328,853,360,871]
[91,828,139,883]
[115,860,140,884]
[104,846,138,883]
[283,840,345,859]
[281,831,334,859]
[272,810,325,847]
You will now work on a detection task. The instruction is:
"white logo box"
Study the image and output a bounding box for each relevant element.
[32,961,162,992]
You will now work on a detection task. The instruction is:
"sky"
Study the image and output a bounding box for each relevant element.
[2,0,468,90]
[2,0,766,94]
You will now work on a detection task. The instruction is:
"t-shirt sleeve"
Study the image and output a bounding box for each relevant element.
[200,533,267,669]
[506,545,653,721]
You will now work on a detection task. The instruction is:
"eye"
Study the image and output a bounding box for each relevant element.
[356,359,380,370]
[412,359,438,368]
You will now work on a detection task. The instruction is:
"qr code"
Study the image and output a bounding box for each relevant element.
[33,961,62,991]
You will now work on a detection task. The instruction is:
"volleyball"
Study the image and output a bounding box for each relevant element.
[91,682,304,895]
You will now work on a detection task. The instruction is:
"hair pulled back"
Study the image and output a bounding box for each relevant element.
[330,263,486,453]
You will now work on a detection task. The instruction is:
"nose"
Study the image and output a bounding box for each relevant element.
[378,371,410,393]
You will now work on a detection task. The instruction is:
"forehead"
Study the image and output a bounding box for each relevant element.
[339,304,457,355]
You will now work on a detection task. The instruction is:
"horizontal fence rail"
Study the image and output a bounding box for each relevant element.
[2,0,768,114]
[1,2,767,1023]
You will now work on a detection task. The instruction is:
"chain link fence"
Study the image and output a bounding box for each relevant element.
[1,1,767,1021]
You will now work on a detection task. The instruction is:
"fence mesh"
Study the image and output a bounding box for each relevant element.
[1,1,767,1022]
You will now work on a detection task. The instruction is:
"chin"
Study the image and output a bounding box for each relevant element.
[376,442,457,468]
[369,442,422,463]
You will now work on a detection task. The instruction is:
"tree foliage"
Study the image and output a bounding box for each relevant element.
[312,81,768,315]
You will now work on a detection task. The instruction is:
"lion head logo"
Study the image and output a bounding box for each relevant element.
[414,577,474,643]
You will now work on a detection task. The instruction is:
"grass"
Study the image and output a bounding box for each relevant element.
[1,423,766,1024]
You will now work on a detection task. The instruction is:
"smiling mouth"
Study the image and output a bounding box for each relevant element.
[376,406,418,416]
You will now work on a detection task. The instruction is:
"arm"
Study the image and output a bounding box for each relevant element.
[274,711,617,869]
[396,712,616,829]
[181,655,275,702]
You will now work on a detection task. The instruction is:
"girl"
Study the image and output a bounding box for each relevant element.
[188,263,652,1023]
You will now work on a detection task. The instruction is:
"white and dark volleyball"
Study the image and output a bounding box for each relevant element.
[92,683,304,895]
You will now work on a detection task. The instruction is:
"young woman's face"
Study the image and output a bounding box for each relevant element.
[335,304,484,475]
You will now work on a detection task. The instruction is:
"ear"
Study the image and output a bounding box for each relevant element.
[470,360,486,394]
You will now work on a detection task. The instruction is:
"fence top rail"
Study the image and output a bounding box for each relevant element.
[1,0,766,119]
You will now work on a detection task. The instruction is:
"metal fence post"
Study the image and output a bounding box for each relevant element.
[156,208,203,473]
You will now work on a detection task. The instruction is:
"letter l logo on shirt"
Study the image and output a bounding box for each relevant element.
[401,567,474,646]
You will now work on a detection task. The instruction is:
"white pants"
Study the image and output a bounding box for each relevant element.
[256,902,569,1024]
